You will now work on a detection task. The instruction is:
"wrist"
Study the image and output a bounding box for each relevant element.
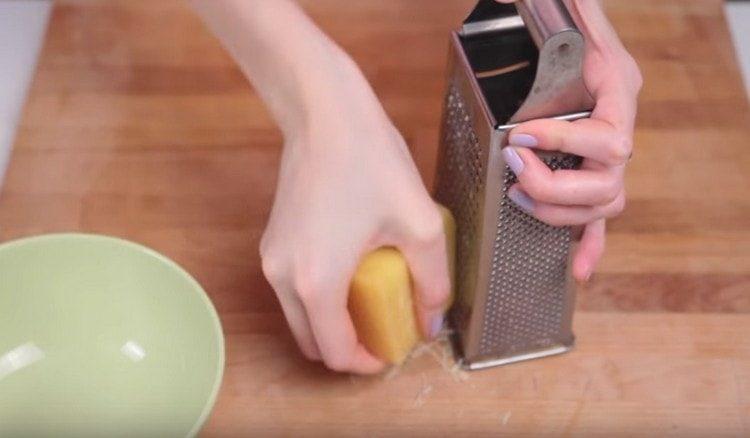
[284,47,390,141]
[192,0,388,142]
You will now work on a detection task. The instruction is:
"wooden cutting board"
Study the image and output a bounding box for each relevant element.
[1,0,748,436]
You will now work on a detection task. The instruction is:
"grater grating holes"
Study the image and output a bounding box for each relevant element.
[479,153,581,356]
[435,84,485,309]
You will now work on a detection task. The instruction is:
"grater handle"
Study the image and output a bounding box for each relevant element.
[462,0,577,48]
[516,0,576,48]
[509,1,595,123]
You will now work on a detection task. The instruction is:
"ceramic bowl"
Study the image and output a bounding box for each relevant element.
[0,234,224,437]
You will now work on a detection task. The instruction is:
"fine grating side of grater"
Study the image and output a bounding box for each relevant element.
[434,0,594,370]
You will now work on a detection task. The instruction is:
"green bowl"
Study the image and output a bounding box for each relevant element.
[0,234,224,437]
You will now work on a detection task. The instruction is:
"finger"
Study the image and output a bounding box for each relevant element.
[275,289,322,361]
[400,231,451,340]
[507,185,626,226]
[297,265,386,374]
[507,118,632,167]
[261,255,321,361]
[304,299,385,374]
[572,219,606,282]
[391,202,451,340]
[502,146,623,206]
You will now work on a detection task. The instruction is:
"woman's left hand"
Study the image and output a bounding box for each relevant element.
[496,0,642,282]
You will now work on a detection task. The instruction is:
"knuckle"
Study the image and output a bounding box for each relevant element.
[521,176,553,203]
[295,285,316,304]
[608,133,633,165]
[294,276,315,302]
[633,64,644,92]
[612,48,642,88]
[410,209,444,246]
[624,54,644,92]
[295,262,336,303]
[259,233,273,260]
[601,177,623,205]
[260,253,285,287]
[607,193,627,217]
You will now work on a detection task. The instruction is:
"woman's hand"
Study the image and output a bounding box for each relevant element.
[192,0,450,374]
[497,0,642,281]
[259,58,450,374]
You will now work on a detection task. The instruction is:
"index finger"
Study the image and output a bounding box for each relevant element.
[508,117,632,166]
[297,263,386,374]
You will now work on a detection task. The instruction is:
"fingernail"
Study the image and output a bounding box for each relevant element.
[502,147,525,176]
[508,187,535,213]
[430,314,444,338]
[509,133,538,148]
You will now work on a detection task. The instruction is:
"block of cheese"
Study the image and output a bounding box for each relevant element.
[348,205,456,365]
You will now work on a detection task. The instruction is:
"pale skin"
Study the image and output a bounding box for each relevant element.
[190,0,642,374]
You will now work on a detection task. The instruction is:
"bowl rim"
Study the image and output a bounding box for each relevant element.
[0,233,226,438]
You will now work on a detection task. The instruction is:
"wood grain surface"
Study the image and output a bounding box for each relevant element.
[1,0,749,436]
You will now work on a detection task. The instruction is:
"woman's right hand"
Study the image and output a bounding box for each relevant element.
[259,55,451,374]
[191,0,450,374]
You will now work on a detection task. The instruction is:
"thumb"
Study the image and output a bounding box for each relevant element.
[399,216,451,340]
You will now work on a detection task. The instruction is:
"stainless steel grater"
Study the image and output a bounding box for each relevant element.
[434,0,594,370]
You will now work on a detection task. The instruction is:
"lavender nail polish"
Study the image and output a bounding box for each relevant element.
[430,314,444,338]
[509,133,538,148]
[502,147,524,176]
[508,187,535,213]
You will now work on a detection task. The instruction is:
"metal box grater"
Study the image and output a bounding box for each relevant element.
[434,0,594,370]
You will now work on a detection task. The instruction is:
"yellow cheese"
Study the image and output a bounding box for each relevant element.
[348,205,456,365]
